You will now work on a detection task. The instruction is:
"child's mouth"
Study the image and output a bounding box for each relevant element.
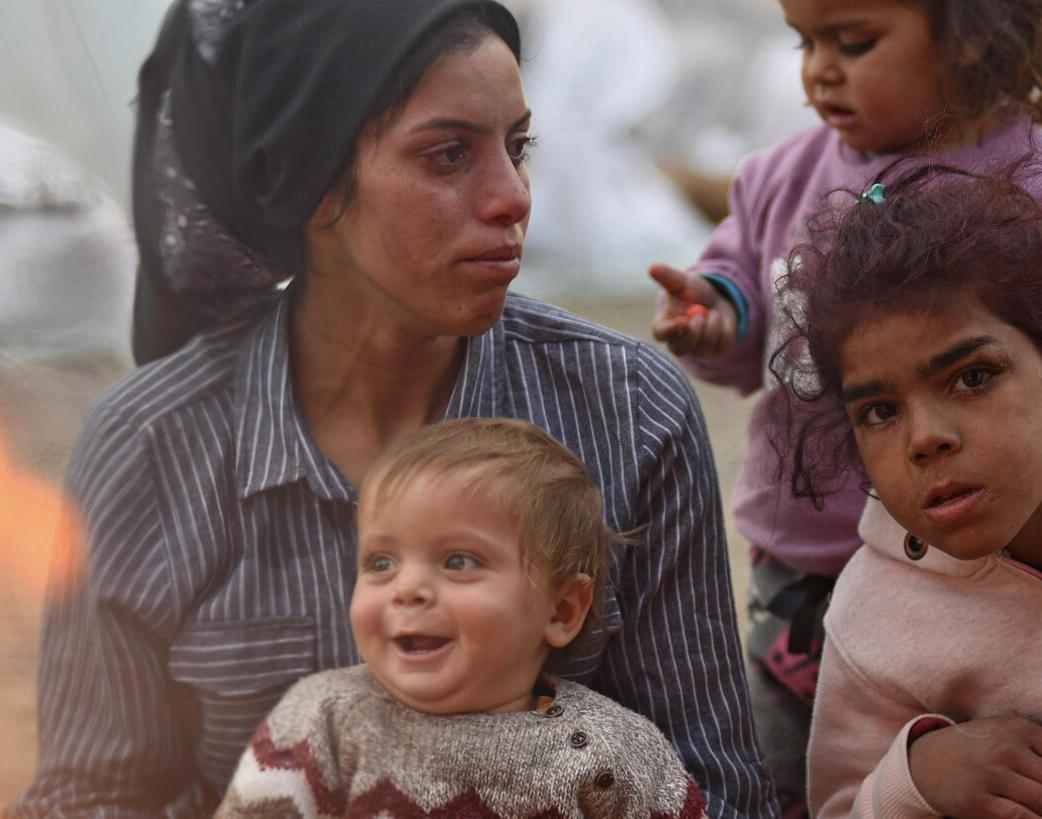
[395,635,450,653]
[923,485,984,525]
[928,486,978,507]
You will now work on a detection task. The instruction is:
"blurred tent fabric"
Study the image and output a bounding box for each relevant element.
[519,0,714,297]
[0,124,134,360]
[513,0,816,298]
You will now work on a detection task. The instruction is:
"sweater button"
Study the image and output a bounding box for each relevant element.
[595,771,615,789]
[545,704,564,717]
[570,730,588,749]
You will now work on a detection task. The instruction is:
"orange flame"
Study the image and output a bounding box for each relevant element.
[0,422,85,602]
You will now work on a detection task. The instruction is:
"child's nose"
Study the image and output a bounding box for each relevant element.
[805,47,843,88]
[907,410,961,463]
[391,565,435,607]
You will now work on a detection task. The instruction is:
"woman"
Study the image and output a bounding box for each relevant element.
[11,2,776,817]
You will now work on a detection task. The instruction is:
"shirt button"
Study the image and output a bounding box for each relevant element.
[570,730,588,749]
[545,704,564,718]
[595,771,615,789]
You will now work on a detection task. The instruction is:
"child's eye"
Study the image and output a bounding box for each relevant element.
[859,401,898,427]
[838,38,876,56]
[794,35,813,52]
[444,552,481,571]
[508,134,538,167]
[364,553,396,573]
[953,366,997,392]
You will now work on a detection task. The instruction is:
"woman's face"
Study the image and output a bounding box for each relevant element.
[307,34,532,339]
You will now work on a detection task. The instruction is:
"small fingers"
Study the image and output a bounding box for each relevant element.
[648,263,692,298]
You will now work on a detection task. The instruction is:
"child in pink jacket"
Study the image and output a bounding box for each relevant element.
[777,171,1042,818]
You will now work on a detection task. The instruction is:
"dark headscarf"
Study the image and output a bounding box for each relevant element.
[131,0,520,364]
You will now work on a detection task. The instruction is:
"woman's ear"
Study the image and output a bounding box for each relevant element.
[543,573,593,648]
[308,186,341,228]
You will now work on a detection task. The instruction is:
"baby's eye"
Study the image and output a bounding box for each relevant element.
[365,553,395,573]
[794,35,813,52]
[859,401,898,427]
[838,38,876,56]
[508,134,538,166]
[444,552,481,571]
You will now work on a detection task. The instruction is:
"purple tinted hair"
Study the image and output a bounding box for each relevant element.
[771,160,1042,507]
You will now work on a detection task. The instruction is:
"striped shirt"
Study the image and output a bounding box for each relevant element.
[12,292,777,818]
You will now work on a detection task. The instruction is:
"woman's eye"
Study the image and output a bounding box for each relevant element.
[508,135,537,166]
[444,552,480,571]
[839,38,875,56]
[426,143,469,169]
[365,554,395,573]
[859,401,897,427]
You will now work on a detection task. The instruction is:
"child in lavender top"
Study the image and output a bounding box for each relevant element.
[649,1,1042,813]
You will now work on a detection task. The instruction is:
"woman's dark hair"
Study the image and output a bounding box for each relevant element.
[321,6,520,224]
[913,0,1042,123]
[771,162,1042,508]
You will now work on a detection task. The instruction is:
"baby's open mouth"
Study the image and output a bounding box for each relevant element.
[395,635,450,653]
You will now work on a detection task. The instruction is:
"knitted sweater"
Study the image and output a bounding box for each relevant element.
[807,497,1042,817]
[216,665,707,819]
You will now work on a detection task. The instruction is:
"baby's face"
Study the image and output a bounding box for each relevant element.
[839,291,1042,570]
[351,472,558,714]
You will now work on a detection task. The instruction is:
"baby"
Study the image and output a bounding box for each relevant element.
[217,417,707,818]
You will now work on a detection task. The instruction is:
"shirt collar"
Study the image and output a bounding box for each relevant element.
[232,291,511,500]
[232,295,347,501]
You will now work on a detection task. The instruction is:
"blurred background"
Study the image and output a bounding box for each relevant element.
[0,0,814,801]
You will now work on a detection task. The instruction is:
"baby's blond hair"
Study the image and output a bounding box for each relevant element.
[359,418,613,630]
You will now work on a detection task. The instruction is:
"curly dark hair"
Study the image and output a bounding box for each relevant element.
[915,0,1042,123]
[771,161,1042,508]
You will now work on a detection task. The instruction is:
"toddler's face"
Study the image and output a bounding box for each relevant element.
[351,471,561,714]
[781,0,951,153]
[839,291,1042,570]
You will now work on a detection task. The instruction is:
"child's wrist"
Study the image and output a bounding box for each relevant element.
[700,273,749,340]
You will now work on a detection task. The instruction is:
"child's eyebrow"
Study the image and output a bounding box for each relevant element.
[841,379,886,404]
[919,336,997,376]
[842,336,998,403]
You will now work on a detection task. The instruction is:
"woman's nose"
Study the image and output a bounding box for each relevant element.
[477,153,531,227]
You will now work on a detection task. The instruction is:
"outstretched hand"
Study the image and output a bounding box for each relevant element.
[649,264,737,358]
[909,716,1042,819]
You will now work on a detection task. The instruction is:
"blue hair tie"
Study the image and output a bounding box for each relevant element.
[862,183,885,205]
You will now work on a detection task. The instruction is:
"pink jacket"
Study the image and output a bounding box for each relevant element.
[807,497,1042,817]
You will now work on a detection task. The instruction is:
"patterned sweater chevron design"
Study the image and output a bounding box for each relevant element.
[215,665,707,818]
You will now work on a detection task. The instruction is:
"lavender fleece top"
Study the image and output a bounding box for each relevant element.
[683,116,1041,576]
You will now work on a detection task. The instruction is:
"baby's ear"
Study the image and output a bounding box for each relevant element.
[543,573,593,648]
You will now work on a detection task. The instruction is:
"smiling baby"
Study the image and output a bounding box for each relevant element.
[216,417,708,818]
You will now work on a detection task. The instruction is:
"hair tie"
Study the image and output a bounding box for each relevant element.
[861,183,886,205]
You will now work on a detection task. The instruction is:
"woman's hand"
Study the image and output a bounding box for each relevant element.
[649,264,737,358]
[909,716,1042,818]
